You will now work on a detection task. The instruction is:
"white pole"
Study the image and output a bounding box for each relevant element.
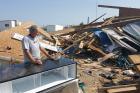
[96,0,98,18]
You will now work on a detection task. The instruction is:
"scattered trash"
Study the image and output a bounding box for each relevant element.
[83,68,92,76]
[84,58,93,64]
[123,70,135,76]
[99,72,116,80]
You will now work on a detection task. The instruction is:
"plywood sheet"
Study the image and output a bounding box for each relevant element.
[128,55,140,65]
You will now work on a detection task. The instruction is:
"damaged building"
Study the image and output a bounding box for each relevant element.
[1,4,140,93]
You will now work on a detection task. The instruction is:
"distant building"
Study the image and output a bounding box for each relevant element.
[44,25,64,32]
[0,20,21,31]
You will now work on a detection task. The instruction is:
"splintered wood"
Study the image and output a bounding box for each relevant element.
[88,44,107,56]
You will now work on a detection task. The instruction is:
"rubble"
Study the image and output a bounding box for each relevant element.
[1,15,140,93]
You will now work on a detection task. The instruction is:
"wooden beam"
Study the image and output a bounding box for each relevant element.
[107,86,137,93]
[37,27,53,41]
[88,44,107,56]
[101,84,138,90]
[98,53,115,62]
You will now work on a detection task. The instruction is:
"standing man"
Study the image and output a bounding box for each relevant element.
[22,25,52,65]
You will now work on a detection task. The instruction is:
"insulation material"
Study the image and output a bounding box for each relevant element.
[12,33,24,41]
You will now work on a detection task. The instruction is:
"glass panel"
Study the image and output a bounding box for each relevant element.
[12,64,76,93]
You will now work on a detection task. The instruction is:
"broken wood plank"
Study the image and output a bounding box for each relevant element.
[88,44,107,56]
[99,17,115,27]
[128,55,140,65]
[128,55,140,72]
[107,86,137,93]
[37,27,53,41]
[51,36,61,46]
[101,83,138,90]
[102,17,140,27]
[135,65,140,73]
[89,13,106,24]
[61,32,92,54]
[98,53,115,62]
[112,16,140,22]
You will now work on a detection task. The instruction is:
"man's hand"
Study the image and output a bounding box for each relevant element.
[50,53,61,60]
[34,59,42,65]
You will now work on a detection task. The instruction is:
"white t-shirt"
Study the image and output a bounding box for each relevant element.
[22,35,41,62]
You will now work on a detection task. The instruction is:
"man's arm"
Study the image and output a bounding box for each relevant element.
[24,49,35,63]
[40,47,53,59]
[24,49,42,64]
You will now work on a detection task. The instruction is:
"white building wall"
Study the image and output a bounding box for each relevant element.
[0,20,17,31]
[11,21,16,28]
[55,25,64,31]
[46,25,64,32]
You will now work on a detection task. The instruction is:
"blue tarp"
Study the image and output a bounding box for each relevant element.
[90,28,112,46]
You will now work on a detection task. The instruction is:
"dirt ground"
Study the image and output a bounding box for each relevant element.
[75,58,139,93]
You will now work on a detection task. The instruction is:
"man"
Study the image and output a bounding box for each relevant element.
[22,25,52,65]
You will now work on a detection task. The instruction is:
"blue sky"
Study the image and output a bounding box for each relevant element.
[0,0,139,26]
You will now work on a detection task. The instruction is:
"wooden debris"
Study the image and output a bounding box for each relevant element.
[1,15,140,93]
[128,55,140,65]
[100,17,115,27]
[98,53,116,62]
[128,55,140,72]
[107,86,137,93]
[37,27,53,41]
[88,44,107,56]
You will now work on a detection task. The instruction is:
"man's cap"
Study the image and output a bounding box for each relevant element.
[29,25,38,33]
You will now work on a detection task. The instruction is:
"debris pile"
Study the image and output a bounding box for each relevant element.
[1,16,140,93]
[52,16,140,93]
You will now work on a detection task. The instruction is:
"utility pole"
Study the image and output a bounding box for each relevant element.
[96,0,98,18]
[87,17,90,24]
